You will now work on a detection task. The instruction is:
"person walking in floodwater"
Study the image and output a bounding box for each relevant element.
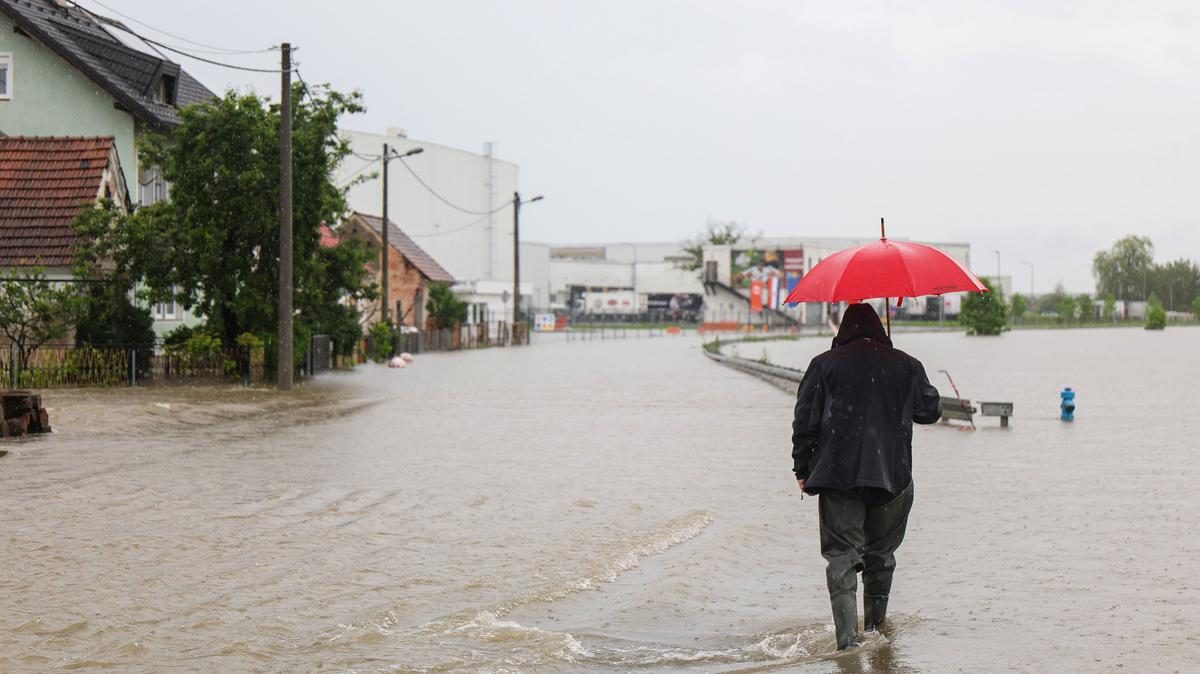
[791,303,942,650]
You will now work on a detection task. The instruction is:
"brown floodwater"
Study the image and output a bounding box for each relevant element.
[2,327,1197,672]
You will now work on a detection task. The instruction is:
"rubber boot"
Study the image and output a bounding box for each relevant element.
[831,594,860,650]
[864,594,889,632]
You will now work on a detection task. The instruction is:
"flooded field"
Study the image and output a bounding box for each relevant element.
[2,327,1198,672]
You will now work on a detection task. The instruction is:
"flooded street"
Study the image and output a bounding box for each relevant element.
[3,328,1199,672]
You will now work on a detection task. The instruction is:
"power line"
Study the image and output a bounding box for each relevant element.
[135,35,289,73]
[336,157,378,186]
[293,67,319,107]
[409,202,515,239]
[395,157,503,216]
[78,0,274,55]
[66,1,286,73]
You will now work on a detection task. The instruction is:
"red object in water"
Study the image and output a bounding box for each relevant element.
[784,224,988,304]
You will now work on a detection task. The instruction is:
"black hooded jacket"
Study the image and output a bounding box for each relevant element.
[791,304,942,496]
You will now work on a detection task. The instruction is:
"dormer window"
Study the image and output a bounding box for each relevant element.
[154,74,177,107]
[0,53,12,100]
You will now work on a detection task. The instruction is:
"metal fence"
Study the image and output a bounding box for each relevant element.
[0,344,265,388]
[366,322,529,360]
[307,335,333,375]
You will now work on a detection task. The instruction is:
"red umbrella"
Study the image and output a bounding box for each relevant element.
[784,219,989,334]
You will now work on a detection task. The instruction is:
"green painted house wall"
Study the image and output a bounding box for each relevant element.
[0,13,138,192]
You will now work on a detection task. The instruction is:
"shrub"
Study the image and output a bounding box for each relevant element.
[959,276,1008,336]
[370,322,396,362]
[426,283,468,329]
[1146,293,1166,330]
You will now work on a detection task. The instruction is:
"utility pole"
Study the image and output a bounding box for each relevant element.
[277,42,293,390]
[381,142,390,324]
[511,191,544,344]
[512,191,521,340]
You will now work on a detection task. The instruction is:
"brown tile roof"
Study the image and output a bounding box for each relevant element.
[351,212,455,284]
[0,136,115,267]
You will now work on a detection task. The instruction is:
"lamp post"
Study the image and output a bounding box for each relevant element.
[512,192,543,344]
[380,145,424,324]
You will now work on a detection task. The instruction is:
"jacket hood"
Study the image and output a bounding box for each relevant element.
[833,303,893,348]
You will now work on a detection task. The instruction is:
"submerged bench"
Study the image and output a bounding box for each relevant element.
[979,401,1014,428]
[941,397,977,425]
[940,397,1013,428]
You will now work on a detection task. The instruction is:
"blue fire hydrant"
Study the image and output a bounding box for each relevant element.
[1060,387,1076,422]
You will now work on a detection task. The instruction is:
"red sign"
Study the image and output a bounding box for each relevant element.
[750,280,764,313]
[783,249,806,272]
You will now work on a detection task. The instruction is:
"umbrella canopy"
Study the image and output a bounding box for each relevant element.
[784,226,988,305]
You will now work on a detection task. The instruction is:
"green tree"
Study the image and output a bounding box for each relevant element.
[1075,294,1093,322]
[959,276,1008,335]
[1146,292,1166,330]
[1103,293,1117,321]
[72,282,156,346]
[1147,258,1200,312]
[0,269,83,368]
[678,219,749,275]
[75,84,375,366]
[1193,296,1200,319]
[1092,235,1154,301]
[1057,295,1077,323]
[425,283,468,329]
[1010,292,1028,319]
[71,201,156,347]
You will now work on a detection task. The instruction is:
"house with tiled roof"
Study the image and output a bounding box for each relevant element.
[0,0,214,207]
[339,212,456,329]
[0,135,128,276]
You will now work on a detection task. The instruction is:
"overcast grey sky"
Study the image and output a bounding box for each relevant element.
[88,0,1199,293]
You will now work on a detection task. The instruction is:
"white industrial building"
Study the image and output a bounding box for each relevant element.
[520,235,978,327]
[333,134,984,328]
[700,236,975,326]
[335,128,530,323]
[518,242,705,320]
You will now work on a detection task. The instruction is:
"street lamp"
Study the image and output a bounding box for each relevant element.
[512,192,544,344]
[381,145,424,324]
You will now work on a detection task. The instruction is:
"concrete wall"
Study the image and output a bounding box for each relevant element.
[519,241,551,310]
[0,15,138,193]
[632,261,703,294]
[548,259,633,292]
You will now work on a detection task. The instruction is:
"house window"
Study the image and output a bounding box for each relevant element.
[0,53,12,100]
[153,287,180,320]
[153,75,177,107]
[153,299,179,321]
[140,165,169,207]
